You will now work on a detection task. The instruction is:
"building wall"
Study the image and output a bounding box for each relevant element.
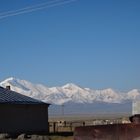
[74,124,140,140]
[132,101,140,115]
[0,104,49,134]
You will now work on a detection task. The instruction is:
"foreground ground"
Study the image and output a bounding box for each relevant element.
[0,134,73,140]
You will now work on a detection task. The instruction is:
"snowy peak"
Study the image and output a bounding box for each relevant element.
[127,89,140,100]
[96,88,122,103]
[0,77,139,105]
[1,77,24,90]
[62,83,81,89]
[1,77,17,85]
[2,77,15,82]
[62,83,86,94]
[1,77,34,91]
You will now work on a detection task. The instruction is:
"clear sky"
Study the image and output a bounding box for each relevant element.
[0,0,140,91]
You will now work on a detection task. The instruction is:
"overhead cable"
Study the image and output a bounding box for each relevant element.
[0,0,77,19]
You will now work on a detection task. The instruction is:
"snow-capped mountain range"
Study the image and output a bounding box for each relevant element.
[0,77,139,105]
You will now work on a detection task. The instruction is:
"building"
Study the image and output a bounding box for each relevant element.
[0,86,50,135]
[132,99,140,115]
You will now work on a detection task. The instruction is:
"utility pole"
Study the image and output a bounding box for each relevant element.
[61,104,64,116]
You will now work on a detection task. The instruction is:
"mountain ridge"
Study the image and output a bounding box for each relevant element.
[0,77,139,105]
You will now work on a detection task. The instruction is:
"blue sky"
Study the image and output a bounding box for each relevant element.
[0,0,140,90]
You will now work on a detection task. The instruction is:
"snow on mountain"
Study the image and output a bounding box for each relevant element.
[95,88,123,103]
[0,77,139,105]
[127,89,140,100]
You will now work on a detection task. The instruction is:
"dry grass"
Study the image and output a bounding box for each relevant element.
[49,136,73,140]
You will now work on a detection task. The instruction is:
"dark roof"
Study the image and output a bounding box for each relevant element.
[0,86,49,105]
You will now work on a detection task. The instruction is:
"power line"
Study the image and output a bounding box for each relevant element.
[0,0,77,20]
[0,0,77,18]
[0,0,60,16]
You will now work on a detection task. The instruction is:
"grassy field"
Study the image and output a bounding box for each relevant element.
[49,113,131,122]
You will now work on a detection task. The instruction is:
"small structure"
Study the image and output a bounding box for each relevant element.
[0,86,50,135]
[132,99,140,115]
